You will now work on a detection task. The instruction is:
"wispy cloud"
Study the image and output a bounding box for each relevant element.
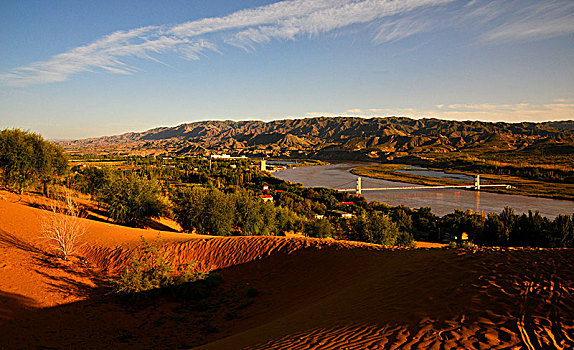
[2,0,573,86]
[480,1,574,43]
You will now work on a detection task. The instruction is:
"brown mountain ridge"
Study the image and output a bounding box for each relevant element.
[58,116,574,161]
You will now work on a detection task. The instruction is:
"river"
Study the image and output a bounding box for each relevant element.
[273,163,574,218]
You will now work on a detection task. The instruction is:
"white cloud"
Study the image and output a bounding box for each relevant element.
[3,0,451,86]
[481,1,574,43]
[332,101,574,122]
[1,0,573,86]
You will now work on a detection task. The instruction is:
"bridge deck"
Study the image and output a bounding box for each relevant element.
[336,184,511,192]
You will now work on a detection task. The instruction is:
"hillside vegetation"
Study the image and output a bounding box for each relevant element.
[59,117,574,186]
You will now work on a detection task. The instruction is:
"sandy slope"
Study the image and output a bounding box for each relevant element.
[0,192,194,309]
[199,246,574,350]
[1,194,573,349]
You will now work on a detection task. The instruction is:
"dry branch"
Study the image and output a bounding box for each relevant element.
[41,190,86,260]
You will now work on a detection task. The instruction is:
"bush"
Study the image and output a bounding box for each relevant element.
[449,240,478,249]
[41,190,86,260]
[113,237,209,295]
[395,230,416,247]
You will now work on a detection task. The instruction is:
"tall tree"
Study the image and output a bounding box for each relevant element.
[0,128,67,194]
[99,174,166,226]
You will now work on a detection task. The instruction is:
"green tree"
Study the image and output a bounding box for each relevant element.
[347,211,410,246]
[233,189,265,235]
[0,128,67,194]
[411,207,438,241]
[72,165,108,197]
[99,174,166,226]
[172,187,208,233]
[275,206,303,233]
[172,187,234,236]
[259,201,277,236]
[203,189,235,236]
[512,211,548,247]
[551,214,574,248]
[392,207,413,232]
[303,218,333,238]
[365,212,401,245]
[483,214,505,245]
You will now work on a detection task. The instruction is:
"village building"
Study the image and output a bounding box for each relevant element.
[327,210,353,219]
[260,194,273,202]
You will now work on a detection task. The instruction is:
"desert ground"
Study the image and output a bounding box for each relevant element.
[0,191,573,349]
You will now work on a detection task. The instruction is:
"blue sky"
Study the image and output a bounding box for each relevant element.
[1,0,573,139]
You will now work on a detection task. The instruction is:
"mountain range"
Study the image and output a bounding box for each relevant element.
[59,117,574,161]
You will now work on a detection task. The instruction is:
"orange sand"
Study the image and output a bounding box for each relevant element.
[0,192,573,349]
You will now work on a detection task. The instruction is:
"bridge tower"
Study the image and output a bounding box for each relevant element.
[474,174,480,190]
[356,177,362,196]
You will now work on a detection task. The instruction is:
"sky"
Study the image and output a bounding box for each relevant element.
[1,0,573,140]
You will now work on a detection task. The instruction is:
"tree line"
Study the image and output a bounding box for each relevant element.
[2,129,571,248]
[68,153,574,248]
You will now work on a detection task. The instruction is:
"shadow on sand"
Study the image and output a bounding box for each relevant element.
[0,228,108,317]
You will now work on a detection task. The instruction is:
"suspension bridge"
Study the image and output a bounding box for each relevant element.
[335,175,512,196]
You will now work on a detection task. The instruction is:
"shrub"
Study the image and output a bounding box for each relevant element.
[395,230,416,247]
[41,190,86,260]
[112,237,209,295]
[449,240,478,249]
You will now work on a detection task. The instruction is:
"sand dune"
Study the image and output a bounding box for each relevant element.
[0,193,573,349]
[202,247,574,349]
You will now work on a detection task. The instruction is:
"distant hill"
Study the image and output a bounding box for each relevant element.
[58,117,574,161]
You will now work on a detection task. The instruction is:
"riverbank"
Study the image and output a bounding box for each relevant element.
[351,164,574,201]
[273,163,574,218]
